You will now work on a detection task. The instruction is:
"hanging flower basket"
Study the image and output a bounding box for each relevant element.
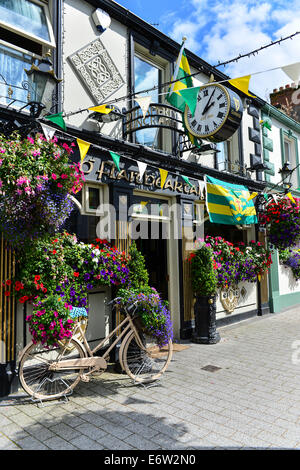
[0,132,85,247]
[259,197,300,250]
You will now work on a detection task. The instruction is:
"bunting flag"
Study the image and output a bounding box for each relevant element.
[281,62,300,85]
[247,192,258,202]
[178,86,200,117]
[88,105,112,114]
[40,123,56,141]
[77,138,91,162]
[166,40,193,112]
[182,175,193,187]
[44,112,66,131]
[137,161,147,180]
[286,192,296,204]
[260,118,272,131]
[159,169,168,189]
[109,151,121,171]
[135,96,152,118]
[228,75,256,98]
[205,175,257,225]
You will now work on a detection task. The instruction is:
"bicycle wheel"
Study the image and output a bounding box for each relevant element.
[19,338,87,401]
[121,330,173,383]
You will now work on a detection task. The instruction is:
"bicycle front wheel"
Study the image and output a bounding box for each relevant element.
[19,338,87,401]
[121,331,173,383]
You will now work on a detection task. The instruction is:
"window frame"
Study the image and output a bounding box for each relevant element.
[280,128,300,190]
[0,0,56,49]
[83,183,104,215]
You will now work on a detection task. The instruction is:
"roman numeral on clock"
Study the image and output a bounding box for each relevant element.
[217,112,224,119]
[197,124,202,132]
[203,90,209,97]
[191,119,197,127]
[217,94,223,100]
[205,125,209,132]
[219,102,226,108]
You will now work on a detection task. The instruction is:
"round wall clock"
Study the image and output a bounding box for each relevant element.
[183,83,243,143]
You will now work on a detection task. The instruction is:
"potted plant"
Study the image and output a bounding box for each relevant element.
[188,241,220,344]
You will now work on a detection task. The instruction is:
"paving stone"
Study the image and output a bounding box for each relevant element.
[46,436,77,450]
[49,422,82,440]
[70,435,104,450]
[15,436,49,450]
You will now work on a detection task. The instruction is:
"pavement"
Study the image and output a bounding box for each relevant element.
[1,305,300,450]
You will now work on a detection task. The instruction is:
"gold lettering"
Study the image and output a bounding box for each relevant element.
[174,181,183,193]
[97,161,114,181]
[117,169,129,181]
[144,174,155,186]
[189,185,197,195]
[164,178,174,191]
[184,184,191,194]
[80,158,95,174]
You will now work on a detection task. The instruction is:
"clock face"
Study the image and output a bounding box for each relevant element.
[184,84,230,139]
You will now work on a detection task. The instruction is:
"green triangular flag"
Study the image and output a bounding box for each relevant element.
[182,175,193,187]
[260,117,272,131]
[109,151,121,172]
[263,193,269,201]
[178,86,201,116]
[44,112,66,131]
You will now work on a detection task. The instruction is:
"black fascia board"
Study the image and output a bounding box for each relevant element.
[83,0,266,106]
[38,117,266,192]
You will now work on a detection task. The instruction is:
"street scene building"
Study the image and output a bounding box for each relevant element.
[0,1,300,449]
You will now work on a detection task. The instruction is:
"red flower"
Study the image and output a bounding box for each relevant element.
[34,275,41,283]
[6,280,11,286]
[4,291,10,297]
[74,272,79,277]
[52,250,57,254]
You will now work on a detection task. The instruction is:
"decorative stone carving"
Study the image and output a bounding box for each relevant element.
[220,285,240,313]
[68,38,124,103]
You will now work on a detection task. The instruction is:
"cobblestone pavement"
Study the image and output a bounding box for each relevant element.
[1,306,300,450]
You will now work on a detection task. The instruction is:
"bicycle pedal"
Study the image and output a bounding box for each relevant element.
[81,374,90,383]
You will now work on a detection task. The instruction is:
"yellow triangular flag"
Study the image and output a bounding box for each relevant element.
[247,192,258,202]
[228,75,256,97]
[159,169,168,189]
[88,104,113,114]
[286,192,296,204]
[77,138,90,162]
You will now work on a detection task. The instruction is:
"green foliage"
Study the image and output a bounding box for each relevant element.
[189,244,218,297]
[127,241,149,289]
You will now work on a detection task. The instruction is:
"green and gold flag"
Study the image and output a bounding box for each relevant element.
[205,175,257,225]
[166,41,193,112]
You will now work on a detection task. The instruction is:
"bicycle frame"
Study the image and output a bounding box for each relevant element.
[68,313,144,362]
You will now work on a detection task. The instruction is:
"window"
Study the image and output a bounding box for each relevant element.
[134,54,162,149]
[216,141,230,171]
[83,184,103,214]
[0,42,37,106]
[0,0,55,49]
[281,129,299,191]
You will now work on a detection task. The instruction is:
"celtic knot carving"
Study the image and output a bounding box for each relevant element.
[68,38,124,103]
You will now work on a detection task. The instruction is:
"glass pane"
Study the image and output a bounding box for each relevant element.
[216,142,228,171]
[88,187,100,210]
[0,0,50,42]
[0,43,36,106]
[134,55,160,148]
[284,140,291,161]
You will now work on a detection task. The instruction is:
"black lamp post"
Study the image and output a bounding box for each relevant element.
[279,161,293,193]
[24,51,62,117]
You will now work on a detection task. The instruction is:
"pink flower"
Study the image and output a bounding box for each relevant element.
[51,173,57,180]
[61,174,68,179]
[0,148,5,153]
[0,180,2,188]
[57,183,63,188]
[27,137,34,144]
[0,159,3,166]
[16,189,22,195]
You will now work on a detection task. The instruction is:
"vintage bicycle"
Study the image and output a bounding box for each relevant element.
[18,298,173,401]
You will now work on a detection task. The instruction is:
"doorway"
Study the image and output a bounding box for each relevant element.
[135,221,169,301]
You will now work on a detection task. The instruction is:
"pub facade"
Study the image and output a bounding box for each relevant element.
[2,0,298,371]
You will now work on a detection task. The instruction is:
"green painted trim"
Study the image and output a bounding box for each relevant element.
[270,290,300,313]
[262,103,300,135]
[262,135,273,152]
[265,162,275,176]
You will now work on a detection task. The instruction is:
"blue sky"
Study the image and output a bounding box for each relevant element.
[116,0,300,100]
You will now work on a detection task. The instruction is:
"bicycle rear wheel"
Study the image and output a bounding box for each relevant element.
[121,330,173,383]
[19,338,87,401]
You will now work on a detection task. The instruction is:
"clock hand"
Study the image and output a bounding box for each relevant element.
[205,101,215,113]
[202,89,216,115]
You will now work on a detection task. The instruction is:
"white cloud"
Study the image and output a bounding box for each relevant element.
[163,0,300,100]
